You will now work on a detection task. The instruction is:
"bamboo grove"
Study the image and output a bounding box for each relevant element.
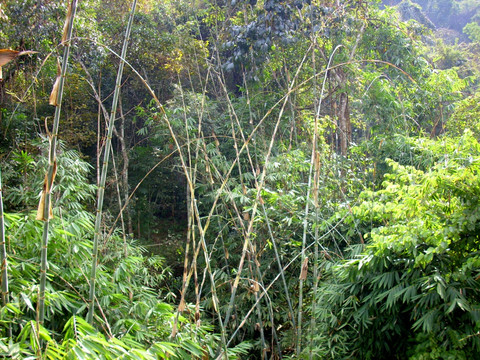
[0,0,480,359]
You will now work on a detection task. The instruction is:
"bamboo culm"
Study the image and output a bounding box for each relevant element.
[38,0,78,325]
[87,0,137,324]
[296,44,342,356]
[0,169,10,338]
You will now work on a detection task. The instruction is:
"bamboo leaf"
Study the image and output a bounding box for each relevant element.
[179,339,205,358]
[5,303,21,314]
[20,293,34,311]
[150,342,178,357]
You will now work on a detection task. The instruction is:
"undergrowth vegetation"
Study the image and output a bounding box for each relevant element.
[314,131,480,359]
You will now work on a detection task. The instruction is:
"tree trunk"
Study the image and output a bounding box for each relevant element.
[338,91,351,156]
[333,69,351,156]
[118,95,133,235]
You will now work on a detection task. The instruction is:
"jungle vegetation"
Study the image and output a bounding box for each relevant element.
[0,0,480,358]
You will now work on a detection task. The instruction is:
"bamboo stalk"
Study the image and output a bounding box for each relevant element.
[0,168,10,338]
[308,28,323,359]
[87,0,137,324]
[226,98,268,355]
[240,72,297,339]
[261,202,295,329]
[297,44,342,356]
[308,150,322,357]
[171,71,208,338]
[91,36,315,356]
[307,22,320,359]
[0,169,7,306]
[37,0,77,326]
[117,95,133,236]
[111,154,128,255]
[221,45,312,335]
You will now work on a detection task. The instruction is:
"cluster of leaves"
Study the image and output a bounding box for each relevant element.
[313,131,480,359]
[0,143,251,359]
[446,90,480,136]
[222,0,310,70]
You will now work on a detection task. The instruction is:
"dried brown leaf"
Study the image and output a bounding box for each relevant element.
[0,50,38,79]
[36,172,49,221]
[170,323,178,339]
[36,161,57,221]
[49,77,60,106]
[62,2,73,44]
[299,256,309,280]
[50,160,57,191]
[36,190,47,221]
[212,131,220,147]
[0,49,19,67]
[49,60,62,106]
[18,50,37,57]
[178,299,186,312]
[49,201,53,219]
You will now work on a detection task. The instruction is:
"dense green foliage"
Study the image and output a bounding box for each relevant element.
[0,0,479,359]
[0,145,240,358]
[315,132,480,359]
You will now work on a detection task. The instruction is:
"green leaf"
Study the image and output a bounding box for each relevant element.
[20,293,35,312]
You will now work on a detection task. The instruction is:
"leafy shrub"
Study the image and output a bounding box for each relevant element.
[0,141,240,359]
[313,131,480,359]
